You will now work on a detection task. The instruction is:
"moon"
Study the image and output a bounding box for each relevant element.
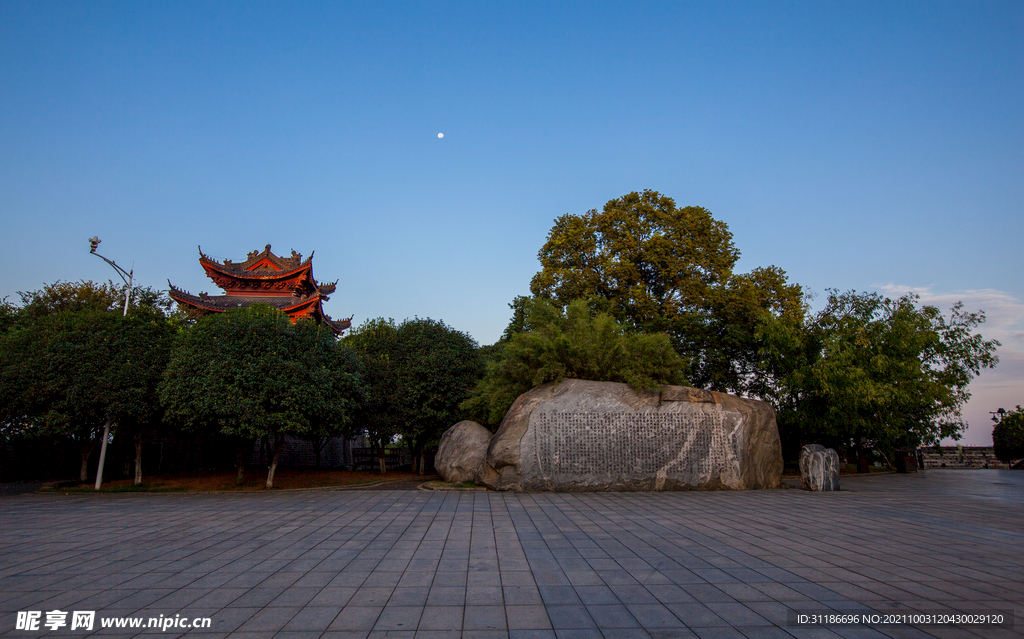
[437,133,444,138]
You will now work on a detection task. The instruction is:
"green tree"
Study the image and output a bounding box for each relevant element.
[530,190,804,394]
[292,320,365,471]
[393,318,482,473]
[992,406,1024,463]
[0,297,17,333]
[463,298,687,426]
[0,308,175,482]
[346,318,402,473]
[758,290,1000,463]
[346,318,482,474]
[17,280,173,319]
[160,305,363,487]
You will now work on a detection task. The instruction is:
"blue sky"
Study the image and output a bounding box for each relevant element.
[2,1,1021,445]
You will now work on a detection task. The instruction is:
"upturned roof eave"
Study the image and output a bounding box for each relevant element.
[199,258,315,282]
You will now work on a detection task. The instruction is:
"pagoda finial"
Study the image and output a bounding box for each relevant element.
[265,244,272,253]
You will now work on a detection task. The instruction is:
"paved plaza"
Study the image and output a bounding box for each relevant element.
[1,470,1021,639]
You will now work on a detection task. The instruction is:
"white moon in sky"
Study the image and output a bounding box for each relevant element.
[437,133,444,138]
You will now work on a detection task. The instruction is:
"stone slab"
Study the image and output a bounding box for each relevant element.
[1,470,1021,637]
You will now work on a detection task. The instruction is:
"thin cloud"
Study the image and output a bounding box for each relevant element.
[875,284,1024,351]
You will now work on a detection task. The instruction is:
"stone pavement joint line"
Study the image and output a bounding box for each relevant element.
[1,470,1021,639]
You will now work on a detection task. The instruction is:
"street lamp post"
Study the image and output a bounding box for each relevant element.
[88,236,134,490]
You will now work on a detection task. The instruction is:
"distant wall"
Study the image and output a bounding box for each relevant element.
[250,433,369,468]
[920,446,1019,469]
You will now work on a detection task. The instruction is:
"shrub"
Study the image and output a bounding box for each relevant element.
[993,406,1024,463]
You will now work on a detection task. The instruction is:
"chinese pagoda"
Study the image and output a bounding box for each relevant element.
[168,244,352,333]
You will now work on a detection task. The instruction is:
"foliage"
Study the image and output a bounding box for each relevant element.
[16,280,173,319]
[992,406,1024,463]
[463,298,687,426]
[347,317,482,471]
[292,321,365,457]
[392,318,482,464]
[159,305,363,486]
[345,318,402,462]
[0,298,17,333]
[529,190,804,394]
[0,306,175,479]
[758,290,1000,455]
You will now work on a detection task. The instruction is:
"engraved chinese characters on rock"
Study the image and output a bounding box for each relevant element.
[533,410,741,487]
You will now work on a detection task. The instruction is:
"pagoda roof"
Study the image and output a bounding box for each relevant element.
[168,283,352,333]
[198,244,315,281]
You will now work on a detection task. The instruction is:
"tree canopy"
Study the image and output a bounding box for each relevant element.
[463,298,686,426]
[346,317,482,472]
[16,280,173,319]
[529,190,804,394]
[160,304,363,487]
[0,306,175,481]
[758,290,1000,456]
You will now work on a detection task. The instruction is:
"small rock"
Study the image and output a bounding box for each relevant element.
[799,444,840,491]
[435,420,492,483]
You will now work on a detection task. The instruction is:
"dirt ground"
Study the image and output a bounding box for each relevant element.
[44,468,439,492]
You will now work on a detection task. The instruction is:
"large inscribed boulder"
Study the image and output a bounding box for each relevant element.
[476,379,782,491]
[435,420,492,483]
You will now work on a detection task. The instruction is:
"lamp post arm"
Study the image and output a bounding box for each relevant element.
[90,251,134,317]
[90,251,132,286]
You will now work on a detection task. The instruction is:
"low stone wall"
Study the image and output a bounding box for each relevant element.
[920,446,1019,469]
[249,433,368,468]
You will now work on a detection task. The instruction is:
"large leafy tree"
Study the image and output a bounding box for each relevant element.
[530,190,804,394]
[17,280,173,318]
[392,318,482,473]
[463,298,687,426]
[160,305,363,487]
[0,307,175,482]
[346,318,482,473]
[345,319,403,473]
[758,290,999,462]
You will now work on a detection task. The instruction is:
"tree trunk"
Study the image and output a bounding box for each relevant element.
[236,437,253,486]
[313,435,327,468]
[266,433,285,489]
[418,450,426,476]
[260,435,270,466]
[80,446,90,482]
[94,417,113,490]
[378,446,387,475]
[134,434,143,485]
[79,437,99,482]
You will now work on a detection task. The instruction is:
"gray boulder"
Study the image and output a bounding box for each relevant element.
[477,379,783,491]
[435,420,492,483]
[799,444,840,491]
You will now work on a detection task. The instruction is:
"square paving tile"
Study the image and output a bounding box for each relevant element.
[0,470,1021,639]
